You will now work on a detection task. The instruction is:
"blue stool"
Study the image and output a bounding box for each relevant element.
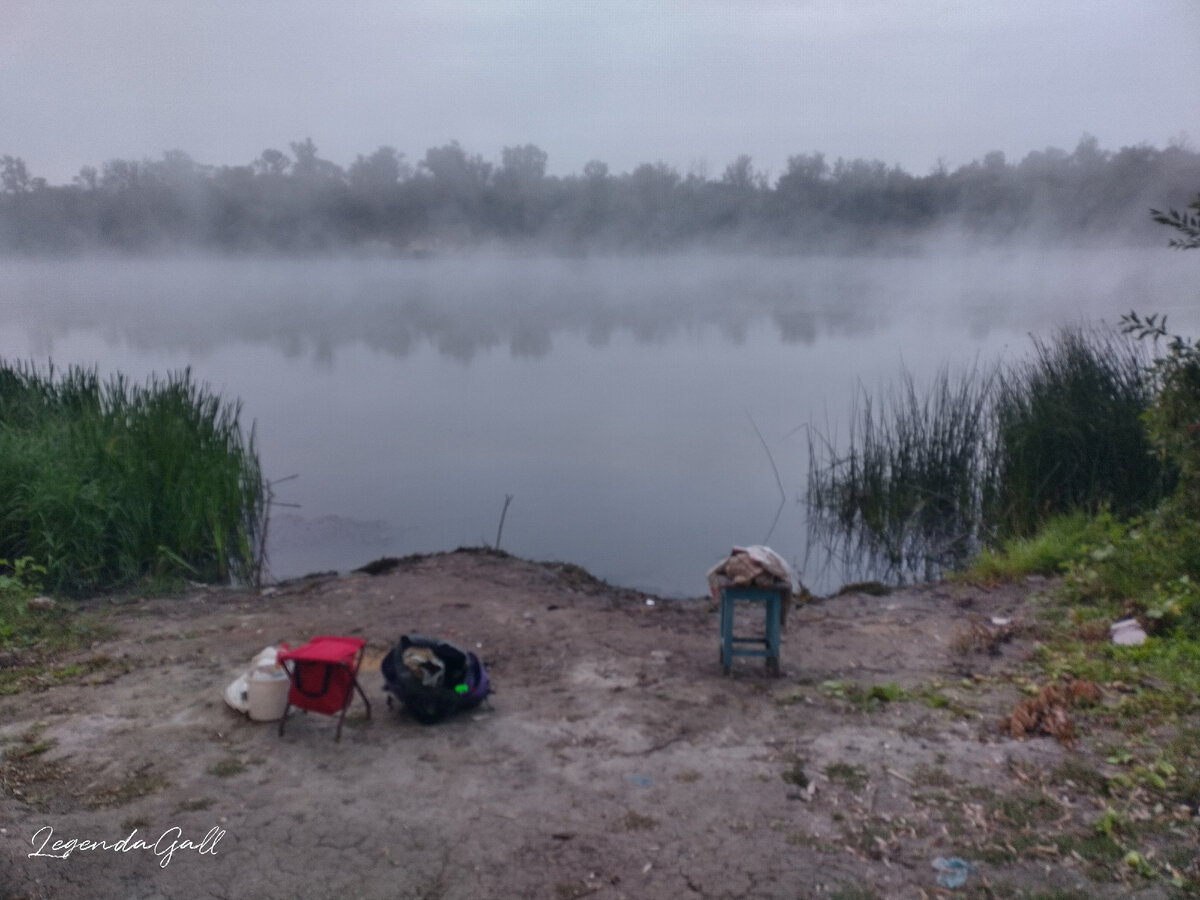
[719,586,785,675]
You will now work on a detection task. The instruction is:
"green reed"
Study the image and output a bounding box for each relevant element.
[807,364,995,582]
[0,360,266,594]
[986,326,1164,537]
[806,325,1167,582]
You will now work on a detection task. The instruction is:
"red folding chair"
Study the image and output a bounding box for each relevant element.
[277,635,372,741]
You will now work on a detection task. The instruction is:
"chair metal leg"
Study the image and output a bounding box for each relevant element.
[334,670,372,742]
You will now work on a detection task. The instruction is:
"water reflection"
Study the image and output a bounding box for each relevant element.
[4,255,896,364]
[1,250,1195,595]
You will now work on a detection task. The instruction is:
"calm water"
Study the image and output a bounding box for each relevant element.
[1,249,1195,596]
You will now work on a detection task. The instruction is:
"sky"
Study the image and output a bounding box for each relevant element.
[3,0,1199,186]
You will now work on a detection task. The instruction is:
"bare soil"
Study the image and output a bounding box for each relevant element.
[0,549,1195,899]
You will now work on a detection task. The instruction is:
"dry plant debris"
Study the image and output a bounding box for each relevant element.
[951,613,1016,656]
[1000,677,1101,746]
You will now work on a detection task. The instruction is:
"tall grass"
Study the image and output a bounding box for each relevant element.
[806,325,1167,582]
[0,360,266,594]
[986,327,1163,537]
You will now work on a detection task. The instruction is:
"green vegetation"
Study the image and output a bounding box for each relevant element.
[807,324,1167,581]
[966,510,1118,580]
[804,203,1200,893]
[0,360,266,596]
[0,555,105,662]
[986,326,1162,537]
[806,364,995,580]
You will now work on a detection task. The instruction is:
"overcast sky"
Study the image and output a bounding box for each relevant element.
[4,0,1199,186]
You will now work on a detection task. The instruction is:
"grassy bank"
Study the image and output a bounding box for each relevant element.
[0,360,266,597]
[805,299,1200,893]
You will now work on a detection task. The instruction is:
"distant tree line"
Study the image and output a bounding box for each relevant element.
[1,135,1198,255]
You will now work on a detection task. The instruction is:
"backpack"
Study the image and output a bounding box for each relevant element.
[381,634,491,724]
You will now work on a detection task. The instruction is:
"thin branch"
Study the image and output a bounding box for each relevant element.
[746,410,786,544]
[494,494,514,551]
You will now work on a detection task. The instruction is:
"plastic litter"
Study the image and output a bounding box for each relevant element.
[1110,618,1147,646]
[223,645,285,715]
[627,774,653,787]
[932,857,975,888]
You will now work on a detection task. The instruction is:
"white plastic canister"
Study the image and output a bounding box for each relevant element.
[246,665,290,721]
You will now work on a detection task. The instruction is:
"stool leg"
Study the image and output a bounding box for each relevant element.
[766,593,782,676]
[720,594,733,674]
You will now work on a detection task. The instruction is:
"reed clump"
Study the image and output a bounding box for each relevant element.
[986,327,1163,537]
[0,360,266,594]
[806,364,994,582]
[806,324,1168,582]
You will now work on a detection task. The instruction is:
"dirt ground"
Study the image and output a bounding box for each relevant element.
[0,549,1195,899]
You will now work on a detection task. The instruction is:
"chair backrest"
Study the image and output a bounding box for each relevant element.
[279,636,365,715]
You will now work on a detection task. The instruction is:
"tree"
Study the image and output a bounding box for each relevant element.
[497,144,547,183]
[418,141,493,238]
[74,166,99,191]
[772,153,830,236]
[348,146,410,193]
[419,141,492,195]
[253,148,290,177]
[289,138,343,181]
[1,155,31,193]
[492,144,550,235]
[720,154,764,192]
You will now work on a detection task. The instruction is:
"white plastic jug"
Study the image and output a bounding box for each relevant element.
[246,664,290,721]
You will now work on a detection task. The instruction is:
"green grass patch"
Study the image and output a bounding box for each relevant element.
[84,769,168,809]
[824,761,869,791]
[820,679,910,711]
[963,510,1121,580]
[0,556,100,653]
[207,757,246,778]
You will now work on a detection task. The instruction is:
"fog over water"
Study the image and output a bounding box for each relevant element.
[1,249,1196,595]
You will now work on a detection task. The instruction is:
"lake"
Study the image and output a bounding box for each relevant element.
[1,248,1195,596]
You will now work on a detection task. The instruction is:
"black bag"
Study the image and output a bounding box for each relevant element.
[381,634,491,724]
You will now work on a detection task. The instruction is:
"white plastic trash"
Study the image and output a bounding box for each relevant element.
[1110,618,1148,646]
[246,664,290,721]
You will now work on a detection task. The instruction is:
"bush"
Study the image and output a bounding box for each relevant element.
[1122,312,1200,515]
